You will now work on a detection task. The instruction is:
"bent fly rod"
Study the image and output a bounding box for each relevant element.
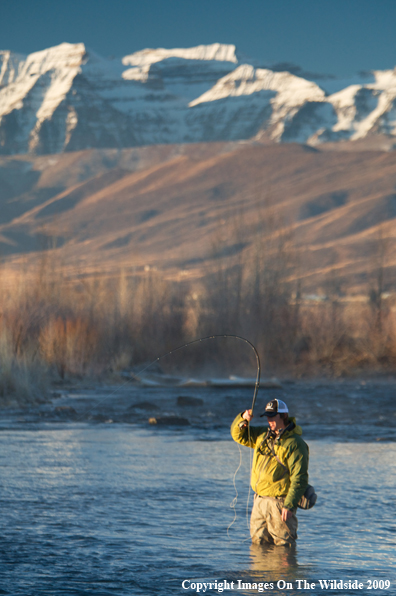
[138,334,260,412]
[77,334,261,420]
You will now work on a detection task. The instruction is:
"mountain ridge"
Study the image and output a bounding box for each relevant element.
[1,42,396,155]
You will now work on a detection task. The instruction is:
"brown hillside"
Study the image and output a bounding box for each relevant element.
[1,142,396,294]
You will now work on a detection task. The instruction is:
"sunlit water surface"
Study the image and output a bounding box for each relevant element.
[1,388,396,596]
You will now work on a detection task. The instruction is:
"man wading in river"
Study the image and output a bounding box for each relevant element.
[231,399,309,546]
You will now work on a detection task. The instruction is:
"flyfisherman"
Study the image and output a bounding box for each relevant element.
[231,398,309,546]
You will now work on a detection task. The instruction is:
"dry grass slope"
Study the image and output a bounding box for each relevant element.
[1,142,396,401]
[1,142,396,293]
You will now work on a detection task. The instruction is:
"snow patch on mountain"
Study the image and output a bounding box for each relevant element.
[0,50,27,86]
[190,65,325,106]
[325,69,396,140]
[122,43,238,67]
[0,43,85,120]
[189,65,327,142]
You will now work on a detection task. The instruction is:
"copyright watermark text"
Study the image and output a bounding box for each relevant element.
[181,578,391,592]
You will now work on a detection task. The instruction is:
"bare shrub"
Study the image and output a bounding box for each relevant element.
[368,223,392,334]
[39,316,99,378]
[198,195,300,374]
[357,302,396,367]
[296,301,353,375]
[0,328,48,405]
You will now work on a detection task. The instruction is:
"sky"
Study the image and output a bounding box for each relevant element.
[2,0,396,78]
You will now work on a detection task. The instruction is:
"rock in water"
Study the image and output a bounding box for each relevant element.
[148,416,190,426]
[177,395,204,407]
[54,406,77,418]
[128,401,159,411]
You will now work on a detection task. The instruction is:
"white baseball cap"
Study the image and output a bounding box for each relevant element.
[260,399,289,418]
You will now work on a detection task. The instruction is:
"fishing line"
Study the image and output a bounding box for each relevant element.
[227,442,242,539]
[136,334,261,411]
[76,334,261,421]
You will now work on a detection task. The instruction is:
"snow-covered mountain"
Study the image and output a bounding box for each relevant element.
[1,42,396,155]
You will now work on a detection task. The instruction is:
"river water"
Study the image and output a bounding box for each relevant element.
[0,380,395,596]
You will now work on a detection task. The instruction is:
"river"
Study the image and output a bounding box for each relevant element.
[0,380,395,595]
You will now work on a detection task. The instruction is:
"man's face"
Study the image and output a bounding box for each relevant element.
[267,414,285,432]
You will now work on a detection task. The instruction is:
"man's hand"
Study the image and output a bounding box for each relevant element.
[281,508,292,522]
[242,409,253,421]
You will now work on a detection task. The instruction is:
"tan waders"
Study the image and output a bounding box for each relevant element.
[250,494,298,547]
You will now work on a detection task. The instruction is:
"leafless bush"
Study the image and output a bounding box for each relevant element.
[39,316,99,378]
[0,327,48,405]
[0,255,190,401]
[197,198,300,374]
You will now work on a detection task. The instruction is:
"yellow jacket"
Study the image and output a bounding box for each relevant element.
[230,413,309,510]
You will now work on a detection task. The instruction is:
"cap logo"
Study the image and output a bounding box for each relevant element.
[260,398,288,417]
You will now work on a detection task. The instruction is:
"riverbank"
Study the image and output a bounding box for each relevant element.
[2,376,395,443]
